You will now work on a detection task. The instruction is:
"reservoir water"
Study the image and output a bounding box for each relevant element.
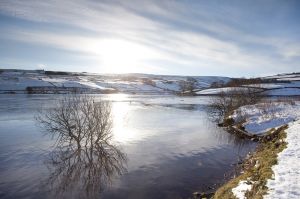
[0,94,256,199]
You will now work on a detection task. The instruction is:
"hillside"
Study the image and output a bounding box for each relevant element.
[0,69,230,94]
[197,72,300,96]
[1,69,300,96]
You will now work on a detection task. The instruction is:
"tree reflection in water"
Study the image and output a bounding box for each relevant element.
[36,95,127,198]
[45,142,126,198]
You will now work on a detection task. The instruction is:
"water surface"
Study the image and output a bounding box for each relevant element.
[0,94,256,199]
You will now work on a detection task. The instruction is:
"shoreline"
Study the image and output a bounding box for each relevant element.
[213,125,288,199]
[210,101,300,199]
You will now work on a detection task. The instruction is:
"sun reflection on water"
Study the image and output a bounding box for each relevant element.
[110,95,140,144]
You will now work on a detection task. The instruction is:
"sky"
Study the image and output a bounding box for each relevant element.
[0,0,299,77]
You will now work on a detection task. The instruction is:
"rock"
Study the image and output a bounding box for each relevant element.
[217,123,224,127]
[193,192,201,199]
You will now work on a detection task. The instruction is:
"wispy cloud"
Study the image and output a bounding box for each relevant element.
[0,0,299,76]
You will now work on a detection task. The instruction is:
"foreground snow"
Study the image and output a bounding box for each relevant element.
[264,120,300,199]
[230,101,300,199]
[232,180,253,199]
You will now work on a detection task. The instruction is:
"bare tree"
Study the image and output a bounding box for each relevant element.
[210,80,225,88]
[179,77,198,95]
[209,87,264,122]
[36,95,113,150]
[36,94,127,198]
[45,138,126,199]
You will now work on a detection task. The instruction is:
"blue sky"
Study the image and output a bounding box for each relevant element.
[0,0,299,77]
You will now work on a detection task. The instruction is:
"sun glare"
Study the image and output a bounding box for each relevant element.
[95,39,156,74]
[112,101,139,143]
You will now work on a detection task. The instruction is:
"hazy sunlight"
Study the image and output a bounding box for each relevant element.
[96,39,157,73]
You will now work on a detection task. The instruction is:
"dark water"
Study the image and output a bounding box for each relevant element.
[0,94,256,199]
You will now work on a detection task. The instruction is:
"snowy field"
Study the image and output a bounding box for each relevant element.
[0,70,230,94]
[197,73,300,96]
[1,69,300,96]
[231,101,300,135]
[197,85,300,96]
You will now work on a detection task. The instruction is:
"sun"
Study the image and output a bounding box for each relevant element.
[95,39,155,74]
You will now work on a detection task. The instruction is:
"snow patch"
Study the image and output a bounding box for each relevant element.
[196,87,250,95]
[231,102,300,135]
[232,180,253,199]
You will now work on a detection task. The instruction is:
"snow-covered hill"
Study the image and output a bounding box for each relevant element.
[197,72,300,96]
[1,69,299,96]
[0,69,230,94]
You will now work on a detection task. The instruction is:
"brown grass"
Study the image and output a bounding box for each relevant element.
[213,125,288,199]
